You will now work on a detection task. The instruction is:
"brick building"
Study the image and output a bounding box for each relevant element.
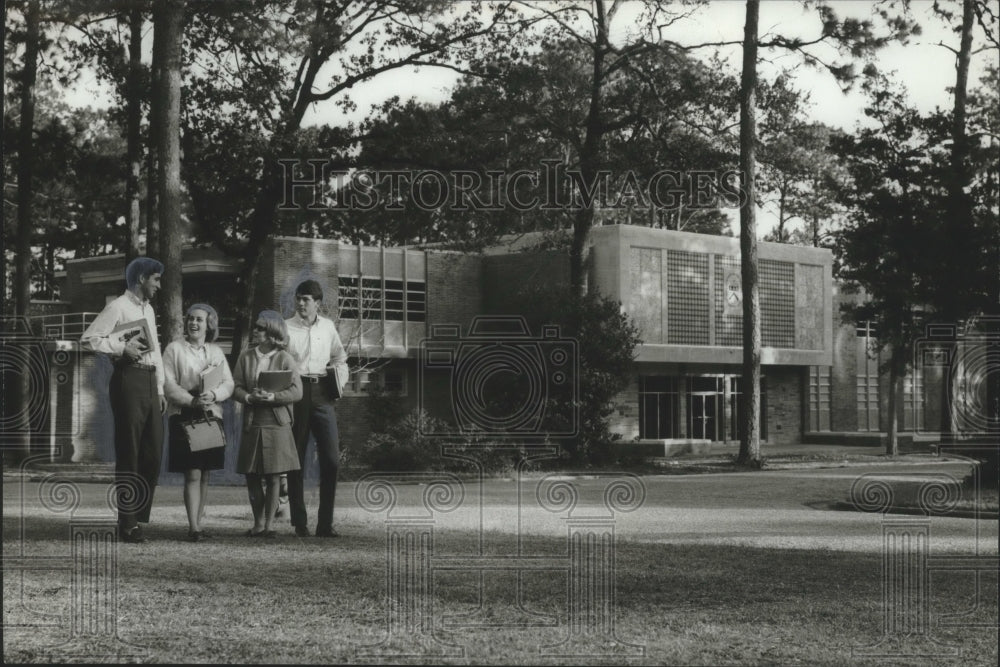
[22,223,981,470]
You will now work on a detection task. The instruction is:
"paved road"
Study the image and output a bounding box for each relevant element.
[338,460,996,556]
[5,460,994,556]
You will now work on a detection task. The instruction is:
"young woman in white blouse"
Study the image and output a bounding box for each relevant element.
[162,304,235,542]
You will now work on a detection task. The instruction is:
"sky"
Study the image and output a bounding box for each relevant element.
[57,0,995,238]
[301,0,992,133]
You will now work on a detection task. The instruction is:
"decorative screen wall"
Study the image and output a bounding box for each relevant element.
[666,250,709,345]
[759,259,795,348]
[628,242,825,353]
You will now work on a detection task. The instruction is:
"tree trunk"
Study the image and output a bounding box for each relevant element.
[145,131,158,253]
[14,0,40,318]
[886,347,902,457]
[125,4,144,263]
[569,0,609,299]
[231,164,287,361]
[777,185,786,242]
[12,0,40,460]
[153,0,186,345]
[147,1,164,256]
[951,0,973,195]
[939,0,975,440]
[737,0,762,468]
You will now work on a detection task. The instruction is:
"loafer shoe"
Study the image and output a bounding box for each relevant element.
[315,527,339,538]
[119,526,146,544]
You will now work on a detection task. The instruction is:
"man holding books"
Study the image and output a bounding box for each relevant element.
[285,279,349,538]
[81,257,166,544]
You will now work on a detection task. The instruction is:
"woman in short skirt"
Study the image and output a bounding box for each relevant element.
[232,310,302,538]
[163,303,235,542]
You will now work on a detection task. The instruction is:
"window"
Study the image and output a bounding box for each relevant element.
[809,366,832,431]
[856,322,880,431]
[903,369,923,431]
[338,276,361,320]
[338,276,426,323]
[385,280,404,321]
[856,320,878,338]
[638,376,679,439]
[406,281,426,322]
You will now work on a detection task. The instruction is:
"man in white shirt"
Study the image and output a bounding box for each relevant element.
[285,280,349,537]
[81,257,167,544]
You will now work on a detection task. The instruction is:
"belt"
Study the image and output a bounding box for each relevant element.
[116,360,156,372]
[303,375,324,384]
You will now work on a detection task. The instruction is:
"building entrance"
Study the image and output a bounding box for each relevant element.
[687,376,723,440]
[640,373,767,442]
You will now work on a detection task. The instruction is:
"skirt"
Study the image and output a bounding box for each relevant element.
[168,409,226,473]
[236,406,301,475]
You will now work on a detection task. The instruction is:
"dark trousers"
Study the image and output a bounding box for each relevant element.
[108,365,163,530]
[289,380,340,530]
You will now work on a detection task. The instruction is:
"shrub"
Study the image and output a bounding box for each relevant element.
[517,290,642,466]
[358,407,545,475]
[359,409,448,472]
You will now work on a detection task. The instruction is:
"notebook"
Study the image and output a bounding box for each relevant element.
[199,363,226,393]
[111,319,151,350]
[324,364,343,400]
[258,369,293,392]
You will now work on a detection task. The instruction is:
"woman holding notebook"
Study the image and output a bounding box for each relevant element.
[232,310,302,537]
[163,303,235,542]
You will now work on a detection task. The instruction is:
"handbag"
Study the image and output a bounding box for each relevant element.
[183,410,227,452]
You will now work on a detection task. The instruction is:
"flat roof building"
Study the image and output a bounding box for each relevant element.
[24,224,969,469]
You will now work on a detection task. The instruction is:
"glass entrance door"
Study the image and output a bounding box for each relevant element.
[687,376,723,441]
[690,393,718,440]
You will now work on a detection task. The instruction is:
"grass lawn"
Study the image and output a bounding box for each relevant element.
[3,471,997,665]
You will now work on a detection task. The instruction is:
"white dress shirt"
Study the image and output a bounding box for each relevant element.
[285,314,349,392]
[81,290,165,395]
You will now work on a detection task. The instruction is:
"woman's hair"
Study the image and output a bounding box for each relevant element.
[184,303,219,343]
[254,309,288,350]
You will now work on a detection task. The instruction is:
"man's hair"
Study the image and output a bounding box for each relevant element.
[125,257,164,289]
[295,279,323,302]
[185,303,220,343]
[254,309,289,350]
